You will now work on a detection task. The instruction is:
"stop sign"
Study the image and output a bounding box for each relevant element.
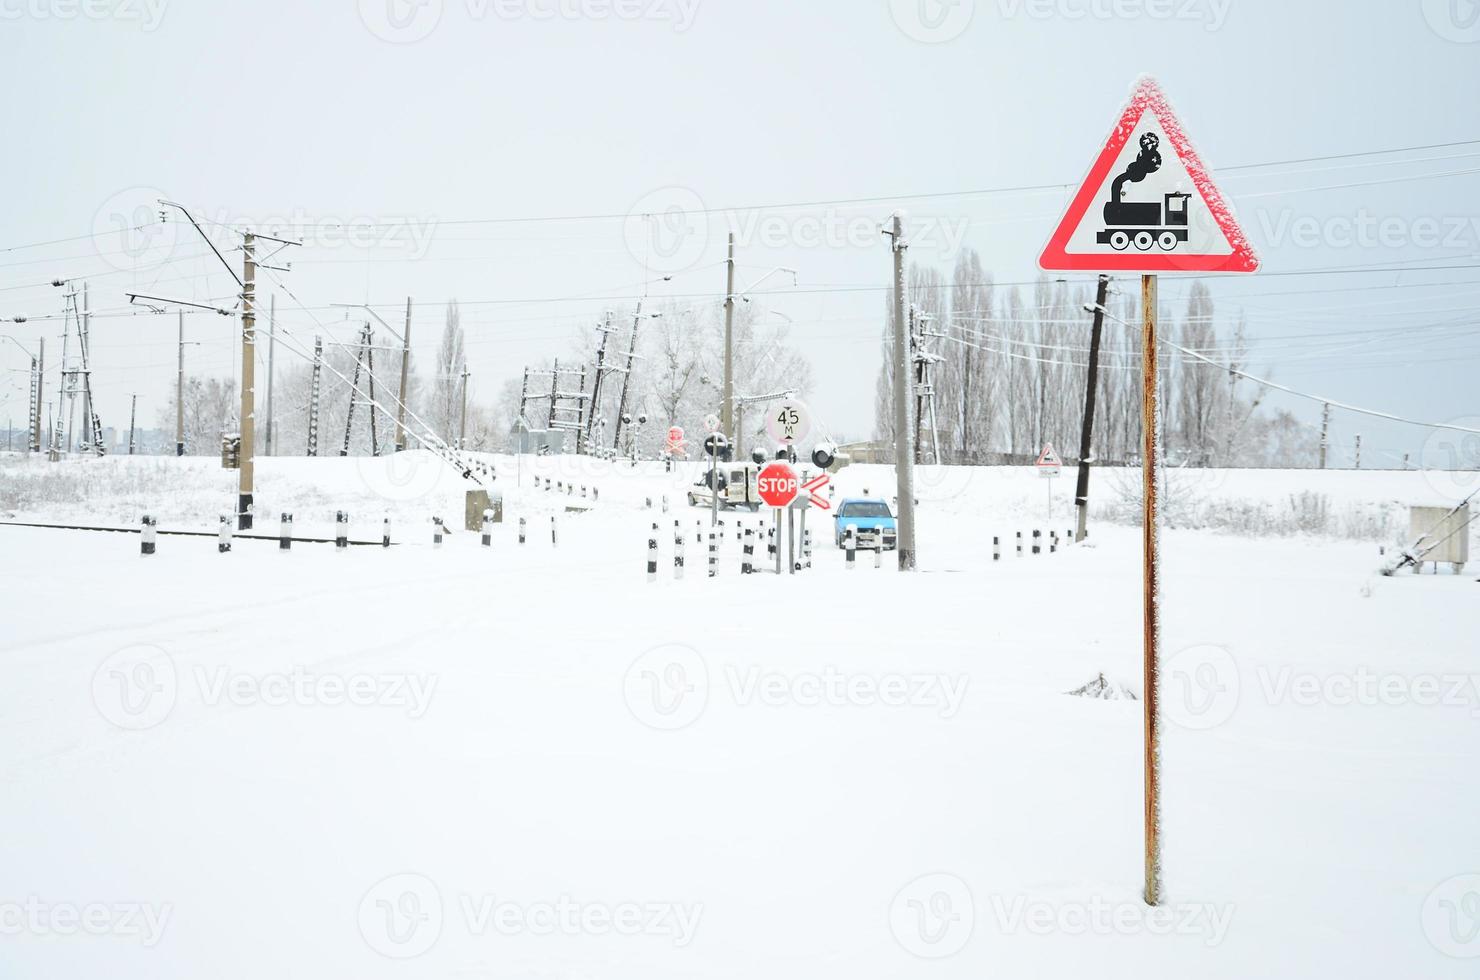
[756,460,799,508]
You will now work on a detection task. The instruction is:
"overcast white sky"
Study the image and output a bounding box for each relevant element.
[1,0,1477,464]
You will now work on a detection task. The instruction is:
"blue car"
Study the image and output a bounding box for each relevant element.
[833,498,898,549]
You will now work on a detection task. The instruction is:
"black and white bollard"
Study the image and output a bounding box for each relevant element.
[661,495,668,513]
[592,488,599,503]
[992,535,1000,561]
[382,516,392,548]
[279,512,293,551]
[767,525,776,563]
[845,524,857,569]
[874,535,882,569]
[336,511,349,551]
[550,515,558,547]
[695,520,702,545]
[1032,529,1041,555]
[645,496,652,510]
[708,531,717,578]
[742,525,754,574]
[1050,531,1058,554]
[141,514,157,556]
[580,485,586,499]
[647,523,658,583]
[802,528,812,568]
[1016,531,1023,558]
[557,481,563,494]
[481,509,493,547]
[218,514,232,554]
[433,518,444,548]
[518,516,527,545]
[674,521,685,580]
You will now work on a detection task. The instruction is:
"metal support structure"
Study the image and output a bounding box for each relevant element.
[721,233,736,445]
[1318,402,1330,469]
[176,312,185,456]
[238,233,256,530]
[265,294,276,455]
[584,311,615,453]
[128,394,138,455]
[307,335,323,456]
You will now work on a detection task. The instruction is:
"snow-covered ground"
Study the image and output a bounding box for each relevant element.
[1,452,1476,978]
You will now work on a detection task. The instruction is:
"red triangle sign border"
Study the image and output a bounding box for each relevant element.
[1038,76,1259,275]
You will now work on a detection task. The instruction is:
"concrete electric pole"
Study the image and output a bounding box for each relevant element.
[886,212,916,570]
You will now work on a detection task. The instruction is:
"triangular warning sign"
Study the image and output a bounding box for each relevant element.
[1036,444,1062,467]
[1038,76,1258,275]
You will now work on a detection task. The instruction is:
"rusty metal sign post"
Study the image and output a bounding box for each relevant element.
[1140,273,1162,906]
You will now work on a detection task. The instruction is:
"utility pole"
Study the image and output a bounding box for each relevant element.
[584,311,615,454]
[238,232,256,530]
[611,303,651,451]
[1140,273,1163,908]
[264,294,276,456]
[1354,434,1361,469]
[1318,402,1330,469]
[721,232,736,446]
[128,394,138,455]
[307,336,323,456]
[885,212,916,570]
[32,337,43,454]
[1074,274,1110,542]
[176,312,186,456]
[459,365,470,449]
[396,297,412,451]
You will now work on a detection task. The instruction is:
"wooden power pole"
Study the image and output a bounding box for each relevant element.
[396,297,411,451]
[886,212,916,570]
[720,233,736,445]
[1074,274,1110,542]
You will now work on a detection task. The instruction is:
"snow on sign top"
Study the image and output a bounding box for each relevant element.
[1038,76,1258,275]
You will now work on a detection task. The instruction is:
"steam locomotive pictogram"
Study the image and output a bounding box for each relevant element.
[1096,132,1191,252]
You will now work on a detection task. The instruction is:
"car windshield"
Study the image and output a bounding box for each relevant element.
[841,501,891,517]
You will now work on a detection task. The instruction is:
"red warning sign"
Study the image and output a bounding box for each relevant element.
[1038,76,1259,275]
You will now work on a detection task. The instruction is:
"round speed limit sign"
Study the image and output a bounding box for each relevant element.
[765,398,812,445]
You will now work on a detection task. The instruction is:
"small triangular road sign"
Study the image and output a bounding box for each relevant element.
[1036,444,1062,467]
[1038,76,1258,275]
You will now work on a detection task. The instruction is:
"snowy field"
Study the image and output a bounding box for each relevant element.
[1,451,1477,978]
